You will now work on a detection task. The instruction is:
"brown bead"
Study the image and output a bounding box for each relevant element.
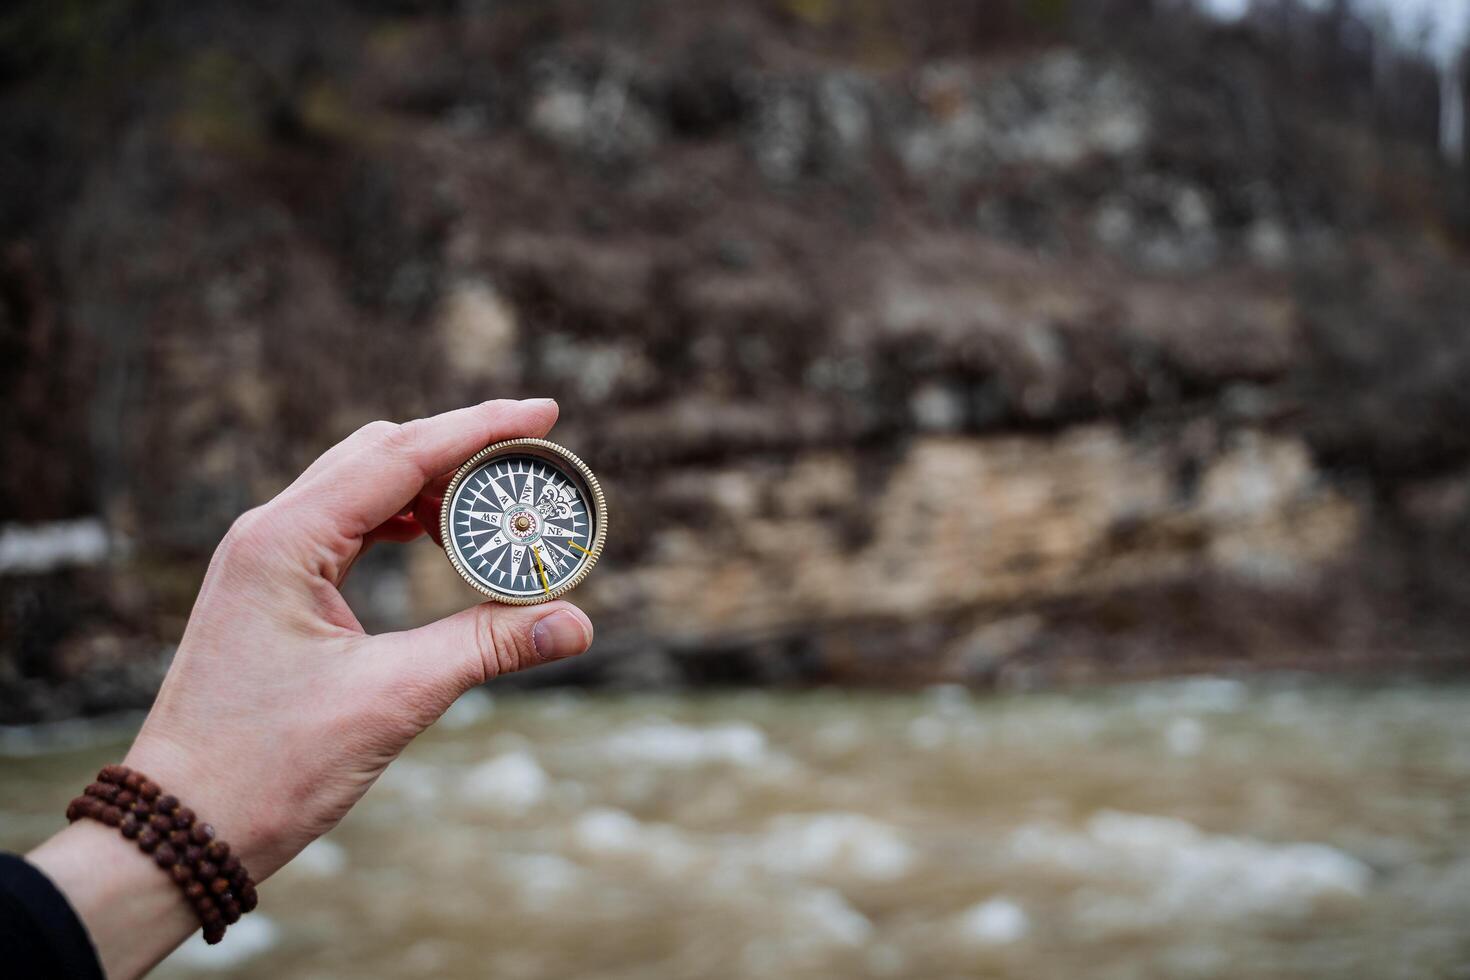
[171,863,194,884]
[65,800,81,822]
[197,861,218,881]
[153,843,177,867]
[100,805,123,827]
[98,765,129,784]
[209,877,230,896]
[173,807,195,830]
[149,813,173,834]
[168,829,189,849]
[202,922,226,945]
[190,822,216,845]
[239,883,258,912]
[205,840,230,863]
[220,855,241,877]
[221,899,241,925]
[184,881,206,901]
[155,794,179,814]
[130,799,152,817]
[86,782,117,802]
[137,828,161,852]
[120,815,142,839]
[196,897,220,921]
[114,790,136,807]
[122,771,144,791]
[138,780,160,801]
[184,845,204,865]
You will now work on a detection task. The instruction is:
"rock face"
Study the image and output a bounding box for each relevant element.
[3,1,1470,718]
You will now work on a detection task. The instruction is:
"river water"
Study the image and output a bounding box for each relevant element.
[3,679,1469,979]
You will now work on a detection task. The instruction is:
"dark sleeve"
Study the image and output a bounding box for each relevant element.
[0,852,105,980]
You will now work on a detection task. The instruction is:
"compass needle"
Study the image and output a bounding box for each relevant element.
[533,546,550,595]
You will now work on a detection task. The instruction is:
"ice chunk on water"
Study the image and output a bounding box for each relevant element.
[460,751,549,814]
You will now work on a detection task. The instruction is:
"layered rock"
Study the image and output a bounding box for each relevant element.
[3,1,1470,718]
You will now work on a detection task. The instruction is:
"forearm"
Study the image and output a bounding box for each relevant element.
[27,822,200,980]
[25,737,280,980]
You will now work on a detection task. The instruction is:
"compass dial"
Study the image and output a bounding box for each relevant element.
[441,438,607,604]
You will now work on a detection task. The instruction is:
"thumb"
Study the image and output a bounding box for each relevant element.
[367,600,594,698]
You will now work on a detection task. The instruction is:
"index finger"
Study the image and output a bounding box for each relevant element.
[284,398,559,538]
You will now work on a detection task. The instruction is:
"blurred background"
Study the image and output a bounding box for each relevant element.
[4,0,1470,976]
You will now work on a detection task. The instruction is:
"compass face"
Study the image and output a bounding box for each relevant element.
[441,439,606,604]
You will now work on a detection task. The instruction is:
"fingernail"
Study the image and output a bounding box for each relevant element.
[521,397,556,408]
[532,610,591,661]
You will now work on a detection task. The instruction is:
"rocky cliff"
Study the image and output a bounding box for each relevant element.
[3,1,1470,720]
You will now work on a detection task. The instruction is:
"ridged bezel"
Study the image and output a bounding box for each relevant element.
[440,438,608,605]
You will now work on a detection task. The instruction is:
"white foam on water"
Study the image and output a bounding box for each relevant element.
[955,897,1030,946]
[498,852,586,912]
[437,688,495,730]
[167,915,280,970]
[906,714,948,749]
[1010,811,1370,932]
[288,837,348,878]
[375,757,441,804]
[756,813,916,881]
[572,807,699,875]
[786,886,874,946]
[1133,677,1248,716]
[460,751,549,814]
[740,884,875,975]
[0,711,147,758]
[1165,717,1206,757]
[602,722,769,768]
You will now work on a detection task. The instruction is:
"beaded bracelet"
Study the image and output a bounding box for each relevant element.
[66,764,258,945]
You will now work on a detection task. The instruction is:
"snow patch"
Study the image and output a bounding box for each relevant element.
[0,518,110,574]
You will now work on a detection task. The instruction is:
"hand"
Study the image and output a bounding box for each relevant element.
[29,398,594,978]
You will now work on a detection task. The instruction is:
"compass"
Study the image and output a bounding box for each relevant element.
[440,438,607,605]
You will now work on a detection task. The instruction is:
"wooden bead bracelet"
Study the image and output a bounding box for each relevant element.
[66,764,257,945]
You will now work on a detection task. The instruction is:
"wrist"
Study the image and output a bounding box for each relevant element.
[29,821,200,980]
[122,734,286,881]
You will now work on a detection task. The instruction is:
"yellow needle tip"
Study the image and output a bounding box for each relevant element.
[533,546,550,595]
